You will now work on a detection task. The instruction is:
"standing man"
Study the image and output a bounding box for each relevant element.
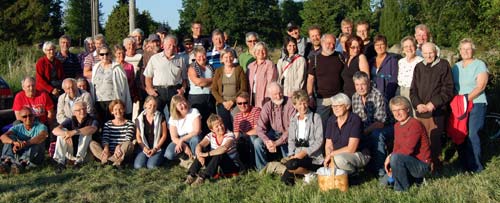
[306,34,345,125]
[144,35,188,112]
[238,32,259,72]
[56,35,81,78]
[414,24,441,57]
[191,21,211,50]
[207,29,238,69]
[356,21,376,61]
[281,22,308,58]
[336,19,354,53]
[306,25,322,59]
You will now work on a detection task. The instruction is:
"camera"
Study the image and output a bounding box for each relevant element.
[295,139,309,147]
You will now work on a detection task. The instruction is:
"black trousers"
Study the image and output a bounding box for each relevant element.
[155,85,181,112]
[188,94,215,135]
[188,153,240,179]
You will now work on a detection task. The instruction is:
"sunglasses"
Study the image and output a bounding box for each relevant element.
[237,102,249,105]
[21,114,34,118]
[99,52,109,56]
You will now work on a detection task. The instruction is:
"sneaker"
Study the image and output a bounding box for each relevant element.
[73,162,83,170]
[10,164,20,175]
[0,163,8,175]
[303,172,316,184]
[191,176,205,186]
[55,163,66,174]
[184,175,196,185]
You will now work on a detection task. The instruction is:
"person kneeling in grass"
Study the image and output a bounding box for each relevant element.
[184,114,242,186]
[384,96,431,191]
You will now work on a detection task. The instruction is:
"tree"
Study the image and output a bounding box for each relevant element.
[379,0,405,46]
[137,10,162,36]
[281,0,303,29]
[300,0,344,35]
[178,0,201,37]
[64,0,92,46]
[105,4,130,46]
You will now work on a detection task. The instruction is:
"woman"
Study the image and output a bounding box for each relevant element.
[90,100,135,166]
[452,38,489,173]
[84,34,106,81]
[247,42,277,108]
[90,46,132,123]
[342,36,370,97]
[277,36,307,97]
[211,49,248,131]
[188,46,215,135]
[76,77,90,92]
[164,95,202,161]
[134,96,168,169]
[324,93,370,175]
[370,34,399,100]
[384,96,431,191]
[79,37,95,70]
[184,114,241,186]
[123,37,143,78]
[114,44,138,105]
[36,41,65,102]
[282,90,323,185]
[398,36,423,102]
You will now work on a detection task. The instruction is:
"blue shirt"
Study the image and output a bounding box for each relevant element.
[325,112,362,150]
[9,122,48,141]
[452,59,488,104]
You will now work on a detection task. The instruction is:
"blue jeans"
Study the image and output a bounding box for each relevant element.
[458,103,486,172]
[134,150,165,169]
[390,154,430,191]
[367,125,394,177]
[2,143,45,166]
[251,134,288,171]
[164,135,201,160]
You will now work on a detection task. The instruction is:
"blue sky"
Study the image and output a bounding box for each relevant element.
[100,0,182,29]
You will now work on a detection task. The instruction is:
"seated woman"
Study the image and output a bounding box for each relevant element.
[134,96,168,169]
[324,93,370,175]
[281,90,324,185]
[384,96,431,191]
[164,95,202,161]
[90,100,135,167]
[184,114,242,186]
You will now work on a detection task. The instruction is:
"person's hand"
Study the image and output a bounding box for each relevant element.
[145,87,158,97]
[384,155,392,175]
[12,141,22,153]
[143,147,152,157]
[197,156,206,166]
[177,88,185,95]
[265,140,276,153]
[52,88,61,96]
[223,100,233,110]
[113,146,123,160]
[416,104,428,113]
[175,143,184,153]
[425,102,435,112]
[184,146,193,159]
[323,154,331,167]
[101,148,110,164]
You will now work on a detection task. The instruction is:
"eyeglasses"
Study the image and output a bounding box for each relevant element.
[73,108,86,112]
[237,102,249,105]
[246,40,258,43]
[99,53,109,56]
[21,114,34,118]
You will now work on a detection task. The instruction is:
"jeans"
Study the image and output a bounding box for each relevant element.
[366,125,394,177]
[251,134,288,171]
[315,97,333,127]
[458,103,486,172]
[188,153,240,179]
[164,135,201,160]
[134,150,165,169]
[390,153,430,191]
[1,143,45,166]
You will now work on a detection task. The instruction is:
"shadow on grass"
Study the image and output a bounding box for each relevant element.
[0,172,79,193]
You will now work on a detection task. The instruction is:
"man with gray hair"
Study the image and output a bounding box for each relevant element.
[12,76,55,125]
[144,34,188,111]
[56,78,94,124]
[56,35,81,78]
[306,34,345,125]
[130,28,144,54]
[239,32,259,72]
[52,101,98,173]
[414,24,440,57]
[207,29,238,69]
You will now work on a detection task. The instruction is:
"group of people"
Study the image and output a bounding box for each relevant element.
[0,19,489,191]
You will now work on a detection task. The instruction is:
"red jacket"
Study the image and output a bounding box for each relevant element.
[447,95,473,144]
[35,56,65,93]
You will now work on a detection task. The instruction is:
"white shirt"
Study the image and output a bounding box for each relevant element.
[168,108,200,137]
[397,56,423,88]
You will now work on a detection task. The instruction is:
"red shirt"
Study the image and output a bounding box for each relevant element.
[233,107,261,134]
[12,91,54,123]
[393,117,431,164]
[35,56,65,93]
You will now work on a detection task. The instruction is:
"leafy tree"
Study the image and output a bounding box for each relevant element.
[137,10,162,36]
[281,0,303,29]
[300,0,344,35]
[379,0,405,46]
[178,0,201,36]
[105,4,130,46]
[64,0,92,46]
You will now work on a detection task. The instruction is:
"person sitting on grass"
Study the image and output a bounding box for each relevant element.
[184,114,242,186]
[281,90,324,186]
[52,101,98,173]
[233,92,261,169]
[89,100,135,167]
[0,107,48,174]
[384,96,431,191]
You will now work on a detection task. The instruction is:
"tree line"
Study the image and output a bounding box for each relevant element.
[0,0,499,49]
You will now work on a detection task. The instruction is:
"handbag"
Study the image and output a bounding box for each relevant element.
[317,157,349,192]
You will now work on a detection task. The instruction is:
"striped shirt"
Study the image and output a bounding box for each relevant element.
[205,131,237,159]
[233,107,261,134]
[102,120,135,151]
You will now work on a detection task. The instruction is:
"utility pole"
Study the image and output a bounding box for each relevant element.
[91,0,99,36]
[129,0,136,34]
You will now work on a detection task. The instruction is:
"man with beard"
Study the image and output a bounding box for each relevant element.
[254,82,296,170]
[306,34,345,125]
[306,25,322,59]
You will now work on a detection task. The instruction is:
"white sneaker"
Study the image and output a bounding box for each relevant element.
[303,172,316,184]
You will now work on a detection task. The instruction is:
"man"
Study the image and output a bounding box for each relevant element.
[191,21,211,50]
[255,82,296,170]
[233,92,261,169]
[156,27,168,46]
[180,36,195,65]
[207,29,238,69]
[410,42,453,171]
[130,28,144,54]
[12,76,55,125]
[238,32,259,72]
[351,71,393,178]
[55,35,81,78]
[306,34,345,125]
[56,78,94,124]
[306,25,322,59]
[335,19,354,53]
[356,21,376,61]
[414,24,441,57]
[144,35,188,112]
[281,22,308,58]
[52,101,98,173]
[0,107,48,174]
[142,34,162,69]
